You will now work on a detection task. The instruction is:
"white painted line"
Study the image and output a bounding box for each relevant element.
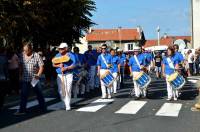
[9,98,55,110]
[76,99,114,112]
[48,98,83,110]
[188,80,198,83]
[156,103,182,117]
[115,101,147,114]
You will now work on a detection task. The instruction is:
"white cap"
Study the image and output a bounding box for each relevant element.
[58,42,68,49]
[133,46,141,51]
[117,48,123,52]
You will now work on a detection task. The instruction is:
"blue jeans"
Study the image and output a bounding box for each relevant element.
[19,81,46,112]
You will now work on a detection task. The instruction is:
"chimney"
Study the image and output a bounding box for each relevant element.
[163,33,168,39]
[88,27,92,33]
[137,26,141,33]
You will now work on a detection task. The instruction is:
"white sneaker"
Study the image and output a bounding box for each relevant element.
[166,98,172,101]
[174,98,178,101]
[107,95,112,99]
[65,107,71,111]
[101,95,107,99]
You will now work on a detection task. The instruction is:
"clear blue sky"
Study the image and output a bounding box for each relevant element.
[92,0,191,39]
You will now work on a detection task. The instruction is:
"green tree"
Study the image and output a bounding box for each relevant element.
[0,0,96,49]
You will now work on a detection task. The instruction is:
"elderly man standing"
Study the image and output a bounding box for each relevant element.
[15,42,46,115]
[52,43,76,111]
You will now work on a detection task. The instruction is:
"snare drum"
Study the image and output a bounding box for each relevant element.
[100,70,114,87]
[167,72,185,90]
[133,71,151,89]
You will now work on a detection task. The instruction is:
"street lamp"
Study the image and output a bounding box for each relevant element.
[156,26,160,46]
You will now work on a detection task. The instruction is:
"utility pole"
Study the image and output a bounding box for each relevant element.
[156,26,160,46]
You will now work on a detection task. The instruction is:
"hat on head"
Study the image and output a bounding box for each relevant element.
[117,48,123,52]
[58,42,68,49]
[133,46,141,51]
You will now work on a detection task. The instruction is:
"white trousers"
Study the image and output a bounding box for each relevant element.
[57,73,73,109]
[88,66,96,91]
[100,69,111,97]
[166,75,179,99]
[111,72,119,93]
[132,72,146,97]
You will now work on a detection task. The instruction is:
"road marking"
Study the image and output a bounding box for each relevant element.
[156,103,182,117]
[115,101,147,114]
[188,80,198,83]
[48,98,83,110]
[9,98,55,110]
[76,98,114,112]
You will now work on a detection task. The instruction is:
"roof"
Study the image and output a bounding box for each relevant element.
[86,28,141,42]
[144,36,191,48]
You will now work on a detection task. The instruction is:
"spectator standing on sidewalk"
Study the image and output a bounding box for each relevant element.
[14,42,46,115]
[194,50,200,75]
[187,50,194,76]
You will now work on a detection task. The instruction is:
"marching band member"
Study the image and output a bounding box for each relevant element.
[97,44,112,99]
[110,49,120,94]
[94,47,102,89]
[84,45,98,92]
[73,47,87,97]
[52,43,76,111]
[129,46,146,100]
[162,46,179,101]
[117,49,126,88]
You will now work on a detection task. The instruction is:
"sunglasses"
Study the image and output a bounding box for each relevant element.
[102,48,107,50]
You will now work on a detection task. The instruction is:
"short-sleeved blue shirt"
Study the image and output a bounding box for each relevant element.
[162,56,179,75]
[174,52,184,64]
[118,54,126,66]
[84,50,98,66]
[97,53,112,69]
[128,54,145,72]
[110,56,120,73]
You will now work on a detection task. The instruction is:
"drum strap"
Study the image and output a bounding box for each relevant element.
[166,57,175,70]
[101,54,109,68]
[134,55,141,69]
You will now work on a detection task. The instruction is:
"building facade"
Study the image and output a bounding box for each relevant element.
[85,28,145,51]
[144,36,191,50]
[192,0,200,49]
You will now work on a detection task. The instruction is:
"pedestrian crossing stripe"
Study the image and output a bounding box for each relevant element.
[76,99,114,112]
[155,103,182,117]
[48,98,83,110]
[9,98,188,117]
[9,98,55,110]
[188,80,198,83]
[115,101,147,114]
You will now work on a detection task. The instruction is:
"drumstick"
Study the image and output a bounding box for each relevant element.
[61,72,66,97]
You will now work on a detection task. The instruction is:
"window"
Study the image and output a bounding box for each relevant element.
[128,43,133,50]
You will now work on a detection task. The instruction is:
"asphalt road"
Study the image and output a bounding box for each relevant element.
[0,75,200,132]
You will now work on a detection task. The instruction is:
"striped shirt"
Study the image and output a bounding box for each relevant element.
[20,52,44,82]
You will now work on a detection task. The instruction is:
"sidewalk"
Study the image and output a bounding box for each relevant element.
[4,85,57,108]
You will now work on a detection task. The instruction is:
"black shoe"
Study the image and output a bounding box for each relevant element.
[14,111,27,116]
[134,96,140,100]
